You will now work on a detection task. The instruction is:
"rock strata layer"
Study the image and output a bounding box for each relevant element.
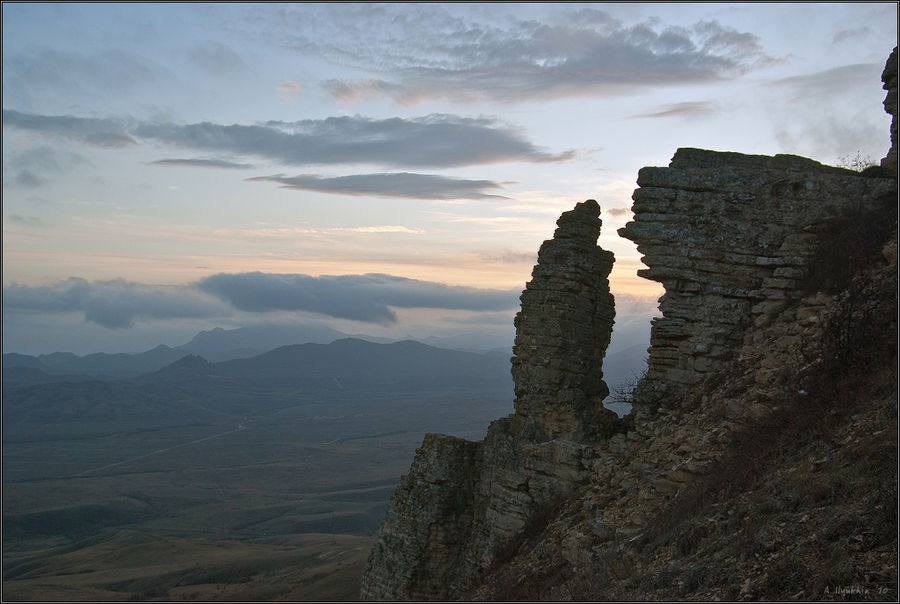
[360,200,617,600]
[512,199,617,441]
[618,149,896,419]
[358,434,480,600]
[360,46,898,602]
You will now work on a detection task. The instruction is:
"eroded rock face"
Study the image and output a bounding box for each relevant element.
[618,150,896,419]
[360,201,617,600]
[358,434,480,600]
[512,199,617,441]
[359,47,898,603]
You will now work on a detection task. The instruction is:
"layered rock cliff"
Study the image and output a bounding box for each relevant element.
[361,47,898,601]
[360,200,621,600]
[618,148,896,421]
[511,199,618,443]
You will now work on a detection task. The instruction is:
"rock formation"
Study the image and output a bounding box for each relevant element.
[618,149,896,420]
[361,47,898,601]
[512,199,618,442]
[360,200,619,600]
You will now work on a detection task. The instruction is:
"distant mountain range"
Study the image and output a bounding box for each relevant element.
[147,338,514,392]
[178,324,395,361]
[3,317,648,402]
[2,338,515,434]
[2,324,392,379]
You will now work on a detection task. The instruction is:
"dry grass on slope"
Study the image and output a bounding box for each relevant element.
[470,219,898,602]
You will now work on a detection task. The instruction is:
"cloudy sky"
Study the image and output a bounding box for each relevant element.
[3,2,896,355]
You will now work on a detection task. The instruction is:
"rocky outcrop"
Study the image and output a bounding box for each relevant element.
[462,46,897,595]
[360,200,618,600]
[360,47,898,601]
[618,150,896,420]
[512,199,618,442]
[358,434,480,600]
[465,176,897,598]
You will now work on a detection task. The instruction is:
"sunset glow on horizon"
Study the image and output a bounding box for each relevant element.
[3,3,895,354]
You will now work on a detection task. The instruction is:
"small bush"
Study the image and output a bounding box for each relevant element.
[835,151,877,172]
[802,204,896,296]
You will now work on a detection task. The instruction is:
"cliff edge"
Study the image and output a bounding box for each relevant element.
[360,200,621,600]
[360,47,898,601]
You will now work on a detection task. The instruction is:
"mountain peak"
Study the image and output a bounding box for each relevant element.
[151,354,211,379]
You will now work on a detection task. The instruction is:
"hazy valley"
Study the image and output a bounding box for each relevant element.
[2,337,506,600]
[2,323,649,600]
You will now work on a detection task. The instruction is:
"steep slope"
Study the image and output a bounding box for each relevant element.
[360,47,898,601]
[361,200,622,599]
[465,207,897,599]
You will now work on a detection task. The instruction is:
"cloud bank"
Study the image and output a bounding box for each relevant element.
[4,273,522,328]
[2,278,228,329]
[632,101,715,119]
[4,110,571,197]
[245,172,507,200]
[134,114,572,168]
[769,63,883,98]
[3,110,570,168]
[305,6,772,104]
[197,272,521,324]
[3,110,135,147]
[150,158,256,169]
[4,109,574,197]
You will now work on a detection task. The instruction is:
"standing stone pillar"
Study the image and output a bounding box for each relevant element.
[511,199,618,442]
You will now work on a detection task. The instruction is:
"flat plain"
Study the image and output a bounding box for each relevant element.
[3,341,515,600]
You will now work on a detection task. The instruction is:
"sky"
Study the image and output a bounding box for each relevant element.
[2,2,897,355]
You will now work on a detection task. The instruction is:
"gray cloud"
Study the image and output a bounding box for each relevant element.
[2,278,228,329]
[150,158,256,169]
[566,7,624,29]
[3,109,136,147]
[4,145,89,188]
[4,110,572,168]
[245,172,507,200]
[197,272,521,324]
[631,101,715,119]
[3,273,522,328]
[313,9,771,104]
[604,207,632,218]
[133,114,573,167]
[833,27,871,44]
[769,63,883,98]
